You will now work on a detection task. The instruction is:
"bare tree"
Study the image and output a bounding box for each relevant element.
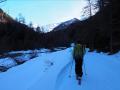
[18,13,26,24]
[29,21,33,28]
[87,0,92,16]
[82,0,92,18]
[82,0,99,19]
[36,26,41,32]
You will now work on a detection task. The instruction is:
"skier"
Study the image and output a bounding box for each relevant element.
[73,43,86,84]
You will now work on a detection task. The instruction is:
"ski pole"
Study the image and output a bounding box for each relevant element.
[69,60,74,77]
[83,61,87,76]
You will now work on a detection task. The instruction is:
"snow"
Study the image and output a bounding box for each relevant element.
[0,58,17,68]
[63,18,79,26]
[8,50,33,54]
[53,18,80,31]
[41,23,60,32]
[14,54,32,61]
[0,47,120,90]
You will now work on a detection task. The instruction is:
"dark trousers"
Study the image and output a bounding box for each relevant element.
[75,57,83,78]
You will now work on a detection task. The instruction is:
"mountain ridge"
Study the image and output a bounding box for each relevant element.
[0,8,14,23]
[53,18,80,31]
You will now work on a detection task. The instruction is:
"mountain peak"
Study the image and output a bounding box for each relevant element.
[53,18,80,31]
[63,18,79,25]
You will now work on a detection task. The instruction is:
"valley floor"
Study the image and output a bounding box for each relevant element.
[0,48,120,90]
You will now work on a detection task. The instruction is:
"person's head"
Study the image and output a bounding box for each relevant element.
[77,43,82,47]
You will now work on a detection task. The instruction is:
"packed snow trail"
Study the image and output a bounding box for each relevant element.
[55,60,74,90]
[56,51,120,90]
[55,55,87,90]
[28,48,73,90]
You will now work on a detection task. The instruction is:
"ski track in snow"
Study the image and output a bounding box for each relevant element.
[56,58,88,90]
[27,48,73,90]
[54,60,73,90]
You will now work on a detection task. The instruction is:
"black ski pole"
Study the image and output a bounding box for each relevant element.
[83,61,87,76]
[69,60,73,78]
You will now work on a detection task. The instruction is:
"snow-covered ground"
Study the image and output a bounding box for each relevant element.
[0,47,120,90]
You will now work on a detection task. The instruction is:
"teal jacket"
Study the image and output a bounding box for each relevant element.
[73,44,85,59]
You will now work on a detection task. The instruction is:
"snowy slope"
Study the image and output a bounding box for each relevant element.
[0,48,120,90]
[53,18,80,31]
[41,23,60,32]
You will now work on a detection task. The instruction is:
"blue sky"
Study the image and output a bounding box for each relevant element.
[1,0,87,26]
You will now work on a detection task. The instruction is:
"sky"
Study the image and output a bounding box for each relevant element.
[0,0,87,26]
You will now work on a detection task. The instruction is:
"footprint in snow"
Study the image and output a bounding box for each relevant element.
[43,60,54,72]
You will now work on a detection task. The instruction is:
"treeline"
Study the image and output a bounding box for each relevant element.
[0,21,46,52]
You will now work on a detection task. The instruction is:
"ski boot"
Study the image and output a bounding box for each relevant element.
[76,76,82,85]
